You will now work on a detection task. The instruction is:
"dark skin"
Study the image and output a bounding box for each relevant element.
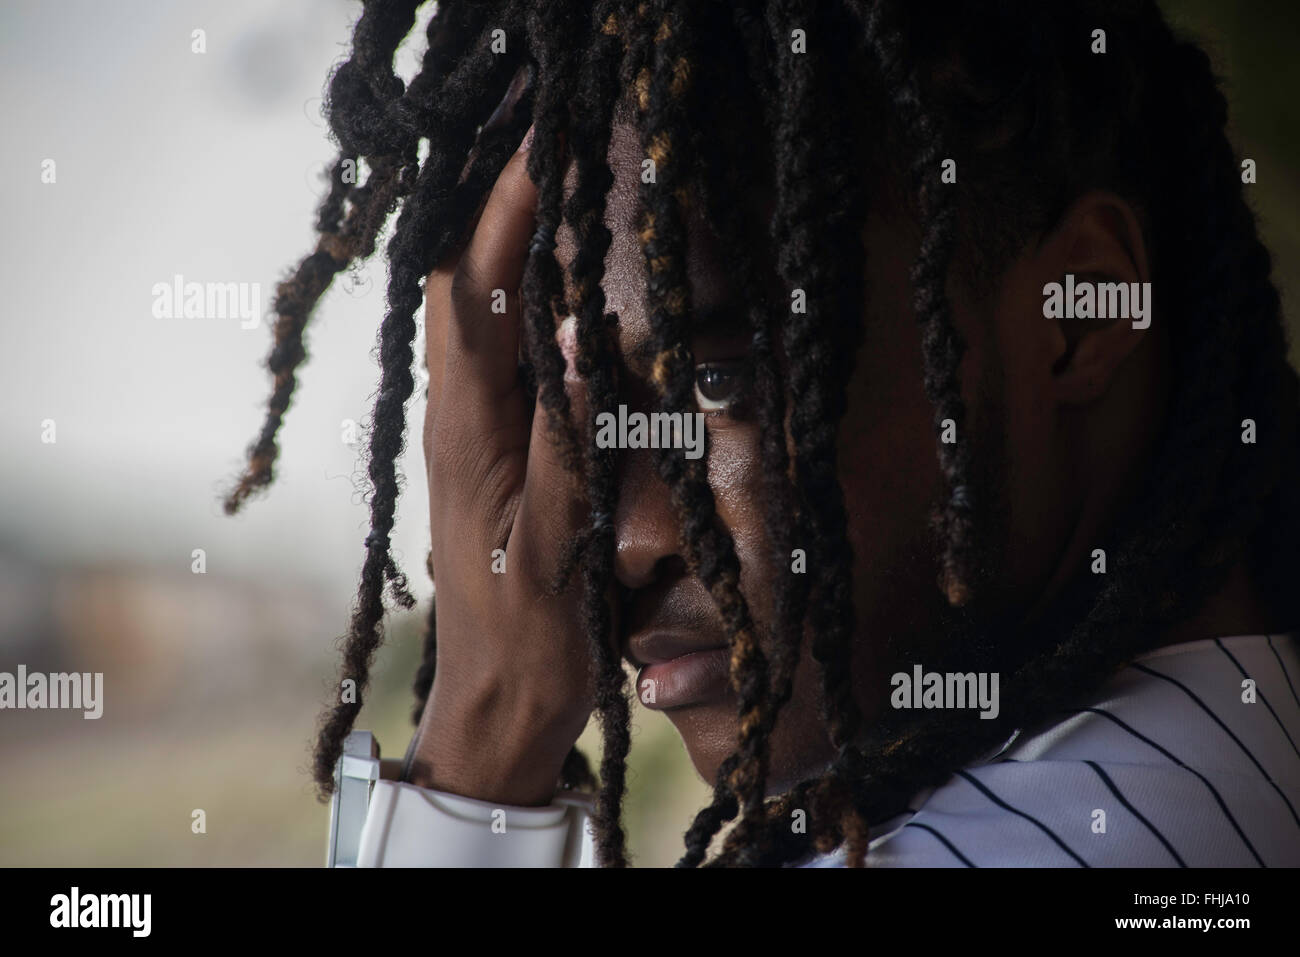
[406,113,1279,809]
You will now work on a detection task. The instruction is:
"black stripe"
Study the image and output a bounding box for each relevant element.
[904,822,976,868]
[953,769,1089,867]
[1132,661,1300,829]
[1214,638,1300,763]
[1069,706,1265,866]
[1266,634,1300,712]
[1083,759,1187,867]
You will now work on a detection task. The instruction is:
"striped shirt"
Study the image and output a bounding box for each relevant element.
[804,633,1300,867]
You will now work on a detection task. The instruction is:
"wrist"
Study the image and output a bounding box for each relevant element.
[406,677,586,807]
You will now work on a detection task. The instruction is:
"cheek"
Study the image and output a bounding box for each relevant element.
[704,421,846,788]
[704,421,774,614]
[985,287,1073,599]
[842,216,949,606]
[840,312,945,590]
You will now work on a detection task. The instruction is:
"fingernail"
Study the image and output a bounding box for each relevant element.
[517,123,535,153]
[557,314,580,382]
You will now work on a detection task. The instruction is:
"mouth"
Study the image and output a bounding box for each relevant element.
[626,633,731,710]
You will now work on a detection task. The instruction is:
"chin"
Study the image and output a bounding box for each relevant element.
[666,696,834,797]
[661,696,739,786]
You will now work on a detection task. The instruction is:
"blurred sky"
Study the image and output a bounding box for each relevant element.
[1,0,436,596]
[0,0,457,867]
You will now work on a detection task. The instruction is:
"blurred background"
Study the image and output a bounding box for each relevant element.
[1,0,1296,867]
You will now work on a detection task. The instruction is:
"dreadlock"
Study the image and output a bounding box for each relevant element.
[563,0,636,866]
[229,0,1300,867]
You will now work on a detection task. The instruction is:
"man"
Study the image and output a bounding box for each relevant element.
[230,0,1300,866]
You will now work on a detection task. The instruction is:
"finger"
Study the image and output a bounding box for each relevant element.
[426,141,541,547]
[424,123,535,439]
[421,60,532,445]
[442,143,539,408]
[511,315,594,587]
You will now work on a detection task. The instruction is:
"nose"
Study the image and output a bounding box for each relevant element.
[612,445,687,591]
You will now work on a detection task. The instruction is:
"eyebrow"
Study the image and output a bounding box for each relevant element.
[624,304,753,367]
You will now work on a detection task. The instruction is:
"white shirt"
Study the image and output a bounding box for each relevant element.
[354,633,1300,867]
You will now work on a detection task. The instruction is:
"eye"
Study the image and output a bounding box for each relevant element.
[693,360,750,413]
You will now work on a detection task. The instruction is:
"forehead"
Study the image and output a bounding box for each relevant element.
[553,116,743,363]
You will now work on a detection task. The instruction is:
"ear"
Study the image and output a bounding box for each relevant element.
[1034,191,1152,405]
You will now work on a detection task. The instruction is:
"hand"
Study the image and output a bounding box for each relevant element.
[406,128,596,807]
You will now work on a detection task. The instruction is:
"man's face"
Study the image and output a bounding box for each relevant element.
[554,117,1072,795]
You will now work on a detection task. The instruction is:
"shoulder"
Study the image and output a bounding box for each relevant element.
[809,634,1300,868]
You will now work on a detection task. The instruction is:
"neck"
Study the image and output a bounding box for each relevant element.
[1158,557,1289,647]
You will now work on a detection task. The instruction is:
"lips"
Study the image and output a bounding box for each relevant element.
[625,632,731,710]
[634,647,731,710]
[627,631,722,666]
[619,580,735,709]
